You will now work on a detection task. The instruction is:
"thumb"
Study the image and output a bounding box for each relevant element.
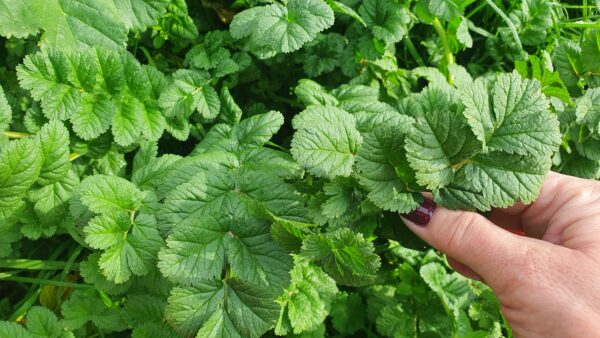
[400,198,550,287]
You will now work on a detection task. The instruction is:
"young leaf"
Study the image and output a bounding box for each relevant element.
[291,106,362,178]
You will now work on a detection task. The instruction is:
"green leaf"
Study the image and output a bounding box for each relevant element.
[465,151,551,207]
[359,0,410,44]
[112,96,144,146]
[25,306,68,337]
[0,1,40,38]
[78,175,144,214]
[295,79,339,107]
[230,0,335,54]
[0,85,12,131]
[487,71,560,157]
[84,213,131,250]
[330,292,366,335]
[36,120,71,185]
[132,154,182,190]
[428,0,464,22]
[96,215,163,283]
[301,228,380,286]
[0,138,43,225]
[0,0,167,48]
[165,280,282,338]
[376,305,416,338]
[357,119,422,213]
[158,203,292,289]
[275,256,338,335]
[326,0,366,26]
[581,29,600,74]
[219,87,242,125]
[193,111,284,154]
[28,170,79,226]
[456,17,472,48]
[122,294,166,325]
[420,262,471,309]
[71,96,115,140]
[0,306,72,338]
[159,70,220,120]
[17,49,87,121]
[111,0,169,31]
[553,39,583,93]
[406,109,480,189]
[61,290,125,331]
[291,106,362,178]
[460,79,494,146]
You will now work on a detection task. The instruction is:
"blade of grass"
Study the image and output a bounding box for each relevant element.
[0,259,79,270]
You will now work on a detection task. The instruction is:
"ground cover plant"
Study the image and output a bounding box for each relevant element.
[0,0,598,337]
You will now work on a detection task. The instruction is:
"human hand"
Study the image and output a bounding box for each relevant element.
[400,172,600,337]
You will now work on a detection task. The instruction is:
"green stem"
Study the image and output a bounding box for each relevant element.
[139,46,156,67]
[61,245,83,280]
[404,34,425,67]
[266,141,288,153]
[484,0,526,59]
[2,131,29,138]
[0,273,91,289]
[560,22,600,28]
[0,259,79,270]
[431,17,454,85]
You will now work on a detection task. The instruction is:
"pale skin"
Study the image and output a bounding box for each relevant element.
[401,172,600,337]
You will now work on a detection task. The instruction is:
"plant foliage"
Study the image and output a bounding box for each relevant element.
[0,0,597,337]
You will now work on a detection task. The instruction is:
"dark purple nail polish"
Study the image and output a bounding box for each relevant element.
[402,198,436,226]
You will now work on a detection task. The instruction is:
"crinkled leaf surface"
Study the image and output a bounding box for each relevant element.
[275,256,338,335]
[291,106,362,178]
[230,0,334,54]
[158,205,292,289]
[301,228,380,286]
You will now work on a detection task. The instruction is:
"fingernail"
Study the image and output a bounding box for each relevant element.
[401,198,436,226]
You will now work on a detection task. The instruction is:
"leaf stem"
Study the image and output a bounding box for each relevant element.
[403,34,425,67]
[484,0,526,59]
[431,17,454,85]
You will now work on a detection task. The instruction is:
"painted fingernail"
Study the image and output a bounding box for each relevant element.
[401,198,436,226]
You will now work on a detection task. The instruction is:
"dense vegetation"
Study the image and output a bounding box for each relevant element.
[0,0,598,337]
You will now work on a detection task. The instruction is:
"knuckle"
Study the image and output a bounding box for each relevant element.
[437,211,480,254]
